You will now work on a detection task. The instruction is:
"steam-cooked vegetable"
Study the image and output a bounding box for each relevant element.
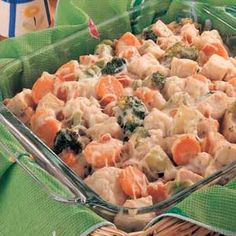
[144,146,173,173]
[143,72,166,90]
[95,41,114,58]
[102,57,126,75]
[53,128,83,155]
[115,96,147,137]
[164,42,199,61]
[128,127,150,147]
[166,180,192,195]
[142,28,158,42]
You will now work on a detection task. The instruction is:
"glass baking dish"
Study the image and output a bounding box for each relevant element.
[0,0,236,226]
[1,97,236,222]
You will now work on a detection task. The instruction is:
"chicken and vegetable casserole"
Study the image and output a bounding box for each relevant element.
[4,19,236,229]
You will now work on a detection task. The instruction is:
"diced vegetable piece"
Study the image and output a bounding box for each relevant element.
[101,57,126,75]
[144,146,173,173]
[83,134,123,168]
[55,60,79,81]
[96,75,124,105]
[143,72,166,90]
[60,149,78,166]
[53,128,83,155]
[142,28,158,42]
[228,77,236,87]
[171,135,201,165]
[115,96,147,137]
[166,180,192,195]
[119,166,148,198]
[165,42,199,61]
[147,181,168,203]
[36,119,61,148]
[116,32,141,54]
[171,105,203,135]
[32,72,55,104]
[95,42,114,57]
[128,127,150,148]
[202,43,228,59]
[60,149,91,178]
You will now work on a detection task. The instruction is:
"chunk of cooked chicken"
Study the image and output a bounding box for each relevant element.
[144,108,172,137]
[62,97,108,127]
[128,53,169,79]
[180,23,199,43]
[197,91,228,119]
[201,55,232,81]
[163,76,186,100]
[223,110,236,143]
[184,76,209,99]
[5,89,34,117]
[5,89,35,126]
[114,196,155,232]
[171,57,198,78]
[152,20,173,37]
[37,93,64,114]
[138,40,165,59]
[176,167,204,184]
[193,30,223,49]
[214,143,236,166]
[186,152,212,176]
[84,167,127,205]
[87,117,122,140]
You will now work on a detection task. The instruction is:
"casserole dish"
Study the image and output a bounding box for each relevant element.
[0,0,236,232]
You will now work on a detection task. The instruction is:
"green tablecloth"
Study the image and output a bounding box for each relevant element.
[0,1,236,235]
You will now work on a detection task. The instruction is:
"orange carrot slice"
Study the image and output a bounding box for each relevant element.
[228,77,236,87]
[83,134,123,168]
[34,118,61,148]
[115,74,132,87]
[56,60,79,82]
[60,149,78,167]
[119,166,148,198]
[116,32,141,55]
[134,87,156,107]
[147,181,168,203]
[171,135,201,165]
[32,72,55,104]
[96,76,124,105]
[202,43,228,59]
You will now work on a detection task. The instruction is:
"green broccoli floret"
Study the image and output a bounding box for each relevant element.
[101,57,126,75]
[116,96,147,137]
[142,28,158,42]
[165,42,199,61]
[53,128,83,155]
[144,72,166,90]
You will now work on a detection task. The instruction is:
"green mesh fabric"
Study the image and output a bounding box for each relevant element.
[0,0,236,235]
[0,123,112,236]
[148,179,236,235]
